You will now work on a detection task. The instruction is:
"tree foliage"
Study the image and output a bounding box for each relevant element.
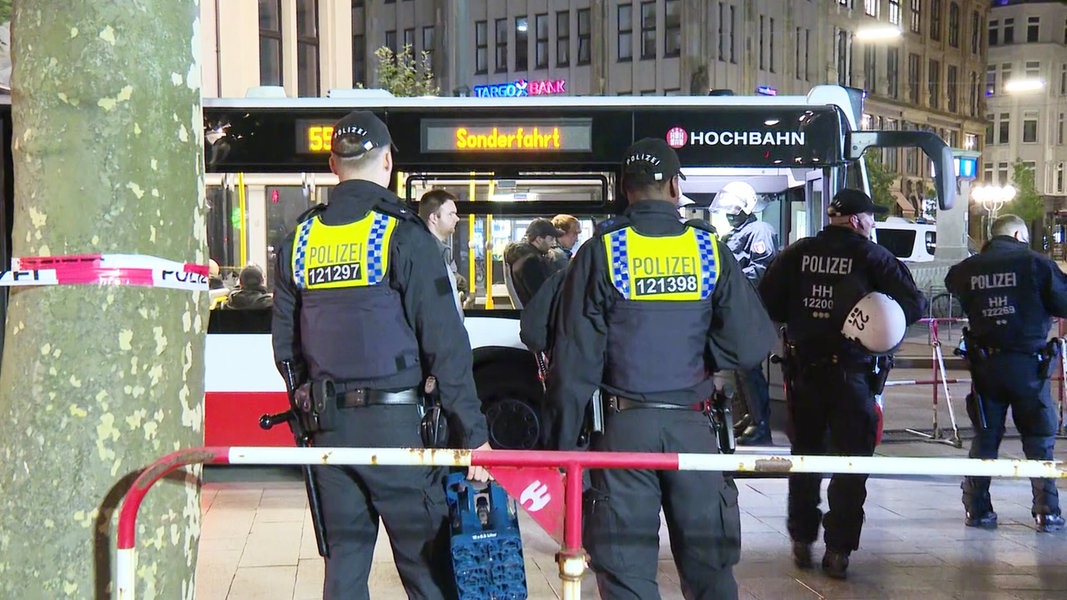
[372,44,439,97]
[0,0,10,23]
[1005,160,1044,226]
[864,150,897,220]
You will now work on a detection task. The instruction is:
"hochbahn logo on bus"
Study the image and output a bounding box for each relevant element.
[665,126,806,149]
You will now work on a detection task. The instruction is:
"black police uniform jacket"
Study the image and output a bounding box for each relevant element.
[272,179,488,448]
[723,214,778,283]
[758,225,926,359]
[945,235,1067,352]
[543,200,777,450]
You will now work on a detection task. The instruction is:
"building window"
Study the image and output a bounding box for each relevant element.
[1023,111,1038,143]
[1059,112,1064,145]
[665,0,681,58]
[948,2,959,47]
[889,0,900,25]
[969,71,979,116]
[718,3,726,62]
[385,30,397,54]
[836,28,852,86]
[863,45,876,92]
[988,19,999,46]
[618,3,633,62]
[930,0,942,42]
[258,0,282,86]
[578,8,591,65]
[947,65,958,113]
[908,53,921,104]
[557,11,570,67]
[640,1,656,60]
[985,113,994,145]
[971,11,980,53]
[403,28,415,51]
[729,5,736,63]
[474,21,488,74]
[1025,61,1040,79]
[352,34,365,85]
[985,64,996,96]
[1004,18,1015,44]
[296,0,319,97]
[759,16,766,71]
[928,59,940,109]
[998,162,1009,183]
[1056,162,1065,194]
[1001,63,1013,93]
[887,47,899,98]
[515,16,528,72]
[422,26,434,58]
[1027,16,1040,43]
[865,0,878,17]
[1061,64,1067,95]
[535,14,548,69]
[885,119,899,172]
[964,132,978,151]
[769,17,776,73]
[910,0,921,34]
[495,19,507,72]
[998,113,1009,144]
[983,162,993,182]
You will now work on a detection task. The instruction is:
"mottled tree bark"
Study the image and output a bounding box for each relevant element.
[0,2,206,598]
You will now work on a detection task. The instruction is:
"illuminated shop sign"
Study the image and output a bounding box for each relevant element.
[421,118,592,152]
[472,78,568,98]
[756,85,778,96]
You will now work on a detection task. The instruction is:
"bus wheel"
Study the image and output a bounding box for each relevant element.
[484,398,541,450]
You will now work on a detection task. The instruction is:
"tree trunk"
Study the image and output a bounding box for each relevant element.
[0,2,205,598]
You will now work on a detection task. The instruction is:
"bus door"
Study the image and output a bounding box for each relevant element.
[206,172,336,289]
[401,172,614,310]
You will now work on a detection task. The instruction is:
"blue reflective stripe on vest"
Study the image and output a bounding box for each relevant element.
[293,218,314,289]
[366,212,390,285]
[608,229,631,297]
[695,229,716,297]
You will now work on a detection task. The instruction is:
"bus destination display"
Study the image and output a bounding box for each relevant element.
[421,118,593,153]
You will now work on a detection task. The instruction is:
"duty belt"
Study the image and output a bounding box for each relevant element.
[608,395,708,412]
[337,387,419,408]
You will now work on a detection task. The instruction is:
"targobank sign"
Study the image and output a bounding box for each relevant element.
[473,78,567,98]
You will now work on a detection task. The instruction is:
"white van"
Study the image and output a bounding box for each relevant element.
[874,217,937,262]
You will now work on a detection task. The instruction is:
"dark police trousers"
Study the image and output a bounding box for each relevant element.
[314,402,453,600]
[787,365,879,552]
[585,407,740,600]
[737,365,771,429]
[963,352,1061,516]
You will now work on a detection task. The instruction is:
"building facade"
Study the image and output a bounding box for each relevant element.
[982,0,1067,210]
[201,0,990,214]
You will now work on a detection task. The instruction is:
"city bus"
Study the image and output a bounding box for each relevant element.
[201,86,954,449]
[0,88,955,449]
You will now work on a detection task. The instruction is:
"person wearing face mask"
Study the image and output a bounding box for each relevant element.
[946,214,1067,534]
[758,188,926,580]
[711,181,779,445]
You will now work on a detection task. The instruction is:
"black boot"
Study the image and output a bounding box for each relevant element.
[821,549,850,579]
[1035,513,1065,533]
[738,422,772,446]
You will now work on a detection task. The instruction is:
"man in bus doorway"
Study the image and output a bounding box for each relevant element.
[945,214,1067,533]
[758,189,926,579]
[545,137,776,599]
[418,188,468,314]
[503,218,564,307]
[548,213,581,271]
[711,181,779,445]
[271,110,491,600]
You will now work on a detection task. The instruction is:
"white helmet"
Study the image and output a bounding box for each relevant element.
[711,181,758,214]
[841,292,906,354]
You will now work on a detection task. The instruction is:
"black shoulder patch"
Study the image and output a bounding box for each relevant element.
[595,215,632,235]
[295,203,326,223]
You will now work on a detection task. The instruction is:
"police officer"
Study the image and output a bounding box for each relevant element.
[945,213,1067,533]
[545,138,777,599]
[758,188,926,579]
[712,181,780,445]
[271,110,491,600]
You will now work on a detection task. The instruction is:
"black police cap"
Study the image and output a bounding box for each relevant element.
[331,110,393,158]
[827,188,888,217]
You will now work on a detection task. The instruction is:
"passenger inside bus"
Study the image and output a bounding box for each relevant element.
[503,218,565,308]
[219,264,273,310]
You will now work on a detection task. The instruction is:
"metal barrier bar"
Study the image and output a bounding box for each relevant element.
[115,446,1067,600]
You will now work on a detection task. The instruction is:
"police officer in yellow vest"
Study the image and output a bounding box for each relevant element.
[544,138,777,599]
[272,110,490,600]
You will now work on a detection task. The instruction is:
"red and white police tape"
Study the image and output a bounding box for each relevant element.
[0,254,207,291]
[115,446,1067,600]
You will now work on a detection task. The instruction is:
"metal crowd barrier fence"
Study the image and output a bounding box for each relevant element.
[115,446,1067,600]
[888,317,1067,446]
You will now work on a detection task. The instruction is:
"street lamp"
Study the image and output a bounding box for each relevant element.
[971,183,1017,239]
